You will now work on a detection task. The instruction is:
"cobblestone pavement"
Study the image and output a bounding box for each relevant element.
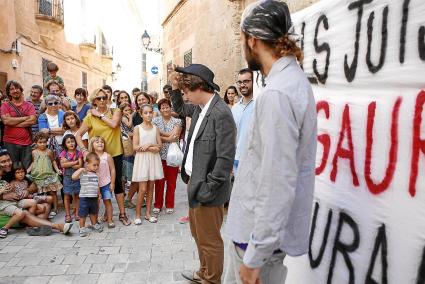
[0,178,229,284]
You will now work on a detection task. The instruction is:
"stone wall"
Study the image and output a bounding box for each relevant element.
[0,0,111,96]
[161,0,320,95]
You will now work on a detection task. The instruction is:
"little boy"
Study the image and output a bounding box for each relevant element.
[72,152,103,237]
[43,62,64,96]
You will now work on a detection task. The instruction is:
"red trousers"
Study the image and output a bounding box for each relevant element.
[154,160,179,209]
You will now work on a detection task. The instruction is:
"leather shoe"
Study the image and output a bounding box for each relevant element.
[181,270,202,283]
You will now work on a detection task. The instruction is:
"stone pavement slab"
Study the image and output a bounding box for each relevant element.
[0,177,231,283]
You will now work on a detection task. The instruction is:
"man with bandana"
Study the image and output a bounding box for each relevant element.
[225,1,317,283]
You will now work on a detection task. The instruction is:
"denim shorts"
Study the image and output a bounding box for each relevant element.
[100,183,113,200]
[78,197,98,217]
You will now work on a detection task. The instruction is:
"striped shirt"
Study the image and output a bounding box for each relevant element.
[79,172,99,198]
[27,99,42,135]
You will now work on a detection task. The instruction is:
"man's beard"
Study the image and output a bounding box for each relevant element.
[244,40,262,72]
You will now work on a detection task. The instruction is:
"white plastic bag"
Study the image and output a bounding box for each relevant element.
[166,142,184,167]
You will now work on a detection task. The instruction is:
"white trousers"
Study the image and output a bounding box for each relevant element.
[223,242,288,284]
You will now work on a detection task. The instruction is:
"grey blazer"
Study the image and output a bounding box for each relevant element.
[170,90,236,208]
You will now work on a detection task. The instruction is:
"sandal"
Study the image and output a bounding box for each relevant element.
[119,214,131,226]
[145,216,158,223]
[65,215,72,223]
[0,227,8,238]
[74,215,80,221]
[108,223,116,228]
[99,215,107,223]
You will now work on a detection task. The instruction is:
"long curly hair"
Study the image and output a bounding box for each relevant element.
[264,34,303,63]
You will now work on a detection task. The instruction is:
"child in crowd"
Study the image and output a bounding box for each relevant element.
[28,132,62,215]
[43,62,64,96]
[132,104,163,225]
[72,152,103,237]
[120,103,136,208]
[60,134,83,223]
[10,162,32,200]
[63,111,89,149]
[89,136,115,228]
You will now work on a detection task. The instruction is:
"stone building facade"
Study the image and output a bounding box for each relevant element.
[0,0,112,96]
[161,0,320,94]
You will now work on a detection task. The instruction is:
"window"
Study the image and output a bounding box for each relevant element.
[166,61,173,85]
[101,32,110,56]
[42,58,52,80]
[184,49,192,67]
[37,0,64,24]
[81,72,87,89]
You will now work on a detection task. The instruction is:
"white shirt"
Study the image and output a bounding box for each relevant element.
[226,56,317,267]
[184,95,214,176]
[46,113,62,145]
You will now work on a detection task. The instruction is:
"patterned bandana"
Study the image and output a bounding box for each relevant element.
[241,0,292,41]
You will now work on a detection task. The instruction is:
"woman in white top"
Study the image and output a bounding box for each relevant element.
[38,95,65,156]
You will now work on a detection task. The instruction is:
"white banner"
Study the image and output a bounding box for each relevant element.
[285,0,425,283]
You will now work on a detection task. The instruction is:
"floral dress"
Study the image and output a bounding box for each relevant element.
[30,151,62,193]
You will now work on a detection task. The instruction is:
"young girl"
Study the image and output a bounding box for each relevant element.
[10,162,31,200]
[63,111,89,149]
[28,132,62,215]
[72,152,103,237]
[60,134,83,223]
[132,104,163,225]
[89,136,115,228]
[9,162,53,218]
[120,103,136,208]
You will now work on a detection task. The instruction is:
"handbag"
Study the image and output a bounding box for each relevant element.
[166,142,184,167]
[121,132,134,157]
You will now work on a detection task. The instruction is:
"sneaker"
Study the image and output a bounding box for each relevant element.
[166,208,174,214]
[152,208,161,214]
[0,227,8,238]
[178,216,189,224]
[79,227,89,237]
[92,222,104,233]
[48,211,57,219]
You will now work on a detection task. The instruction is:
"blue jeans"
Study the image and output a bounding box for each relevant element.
[233,160,239,176]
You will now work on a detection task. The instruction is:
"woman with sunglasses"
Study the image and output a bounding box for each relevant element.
[71,88,91,122]
[38,95,65,148]
[75,88,131,226]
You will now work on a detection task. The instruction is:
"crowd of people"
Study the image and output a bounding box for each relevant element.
[0,1,317,283]
[0,59,198,238]
[0,58,255,239]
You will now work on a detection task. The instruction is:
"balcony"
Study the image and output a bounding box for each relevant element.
[35,0,64,27]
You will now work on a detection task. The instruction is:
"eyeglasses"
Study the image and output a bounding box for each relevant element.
[236,80,252,86]
[47,101,60,106]
[95,96,107,101]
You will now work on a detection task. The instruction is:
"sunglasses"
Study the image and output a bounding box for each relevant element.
[47,101,60,106]
[95,96,108,101]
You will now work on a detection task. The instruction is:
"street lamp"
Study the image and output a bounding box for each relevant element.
[141,30,163,54]
[111,62,121,81]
